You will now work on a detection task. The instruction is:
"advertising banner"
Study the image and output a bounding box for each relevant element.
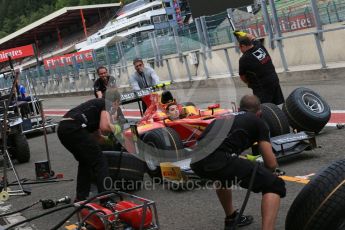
[43,49,93,69]
[244,14,314,37]
[0,44,35,63]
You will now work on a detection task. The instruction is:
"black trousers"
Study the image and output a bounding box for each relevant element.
[191,150,286,197]
[57,120,110,200]
[252,82,285,105]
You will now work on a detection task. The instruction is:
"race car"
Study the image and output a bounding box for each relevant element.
[104,83,317,188]
[111,82,234,178]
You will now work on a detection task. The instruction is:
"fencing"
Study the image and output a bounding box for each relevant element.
[3,0,345,95]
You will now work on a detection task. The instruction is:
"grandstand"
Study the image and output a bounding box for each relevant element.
[0,0,193,73]
[274,0,309,11]
[0,3,121,71]
[263,0,345,22]
[82,0,191,48]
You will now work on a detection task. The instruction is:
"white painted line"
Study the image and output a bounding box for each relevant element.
[295,173,315,179]
[125,116,141,119]
[44,109,68,111]
[121,108,139,111]
[331,110,345,113]
[45,114,64,117]
[326,123,338,127]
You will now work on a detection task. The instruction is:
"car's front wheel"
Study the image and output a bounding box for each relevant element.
[140,127,184,179]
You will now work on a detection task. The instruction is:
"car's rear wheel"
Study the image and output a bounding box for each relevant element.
[141,127,183,179]
[260,103,290,137]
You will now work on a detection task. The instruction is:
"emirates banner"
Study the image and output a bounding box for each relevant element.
[246,14,314,37]
[43,50,93,69]
[0,44,35,63]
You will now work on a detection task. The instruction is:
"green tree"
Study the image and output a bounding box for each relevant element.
[2,18,16,33]
[0,31,7,38]
[79,0,91,5]
[55,0,68,9]
[17,15,30,31]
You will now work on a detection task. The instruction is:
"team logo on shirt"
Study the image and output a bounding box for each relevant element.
[252,48,267,61]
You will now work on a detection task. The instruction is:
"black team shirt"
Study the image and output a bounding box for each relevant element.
[64,98,106,132]
[239,40,280,89]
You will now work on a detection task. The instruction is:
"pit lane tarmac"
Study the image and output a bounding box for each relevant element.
[0,124,343,230]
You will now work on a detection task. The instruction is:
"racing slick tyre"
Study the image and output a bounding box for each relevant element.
[103,151,146,191]
[285,159,345,230]
[283,87,331,133]
[141,127,184,180]
[260,103,290,137]
[9,133,30,163]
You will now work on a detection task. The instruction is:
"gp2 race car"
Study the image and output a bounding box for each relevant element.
[104,83,318,188]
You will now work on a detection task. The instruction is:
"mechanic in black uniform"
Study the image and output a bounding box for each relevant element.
[57,89,122,201]
[190,95,286,230]
[238,33,284,105]
[94,66,117,98]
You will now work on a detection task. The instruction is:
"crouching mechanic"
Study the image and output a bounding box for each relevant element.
[190,95,286,230]
[57,89,122,201]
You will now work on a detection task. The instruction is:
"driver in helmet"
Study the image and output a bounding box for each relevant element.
[161,90,187,120]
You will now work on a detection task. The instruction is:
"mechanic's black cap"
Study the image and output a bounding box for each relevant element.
[161,90,174,104]
[238,36,252,46]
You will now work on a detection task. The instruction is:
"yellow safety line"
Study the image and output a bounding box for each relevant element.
[280,175,310,184]
[65,224,77,230]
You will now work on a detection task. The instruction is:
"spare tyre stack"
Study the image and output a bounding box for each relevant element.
[282,87,331,133]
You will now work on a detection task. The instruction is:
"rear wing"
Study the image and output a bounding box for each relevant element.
[120,82,171,105]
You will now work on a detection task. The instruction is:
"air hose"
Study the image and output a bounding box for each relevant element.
[4,204,74,230]
[231,162,259,230]
[0,201,40,218]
